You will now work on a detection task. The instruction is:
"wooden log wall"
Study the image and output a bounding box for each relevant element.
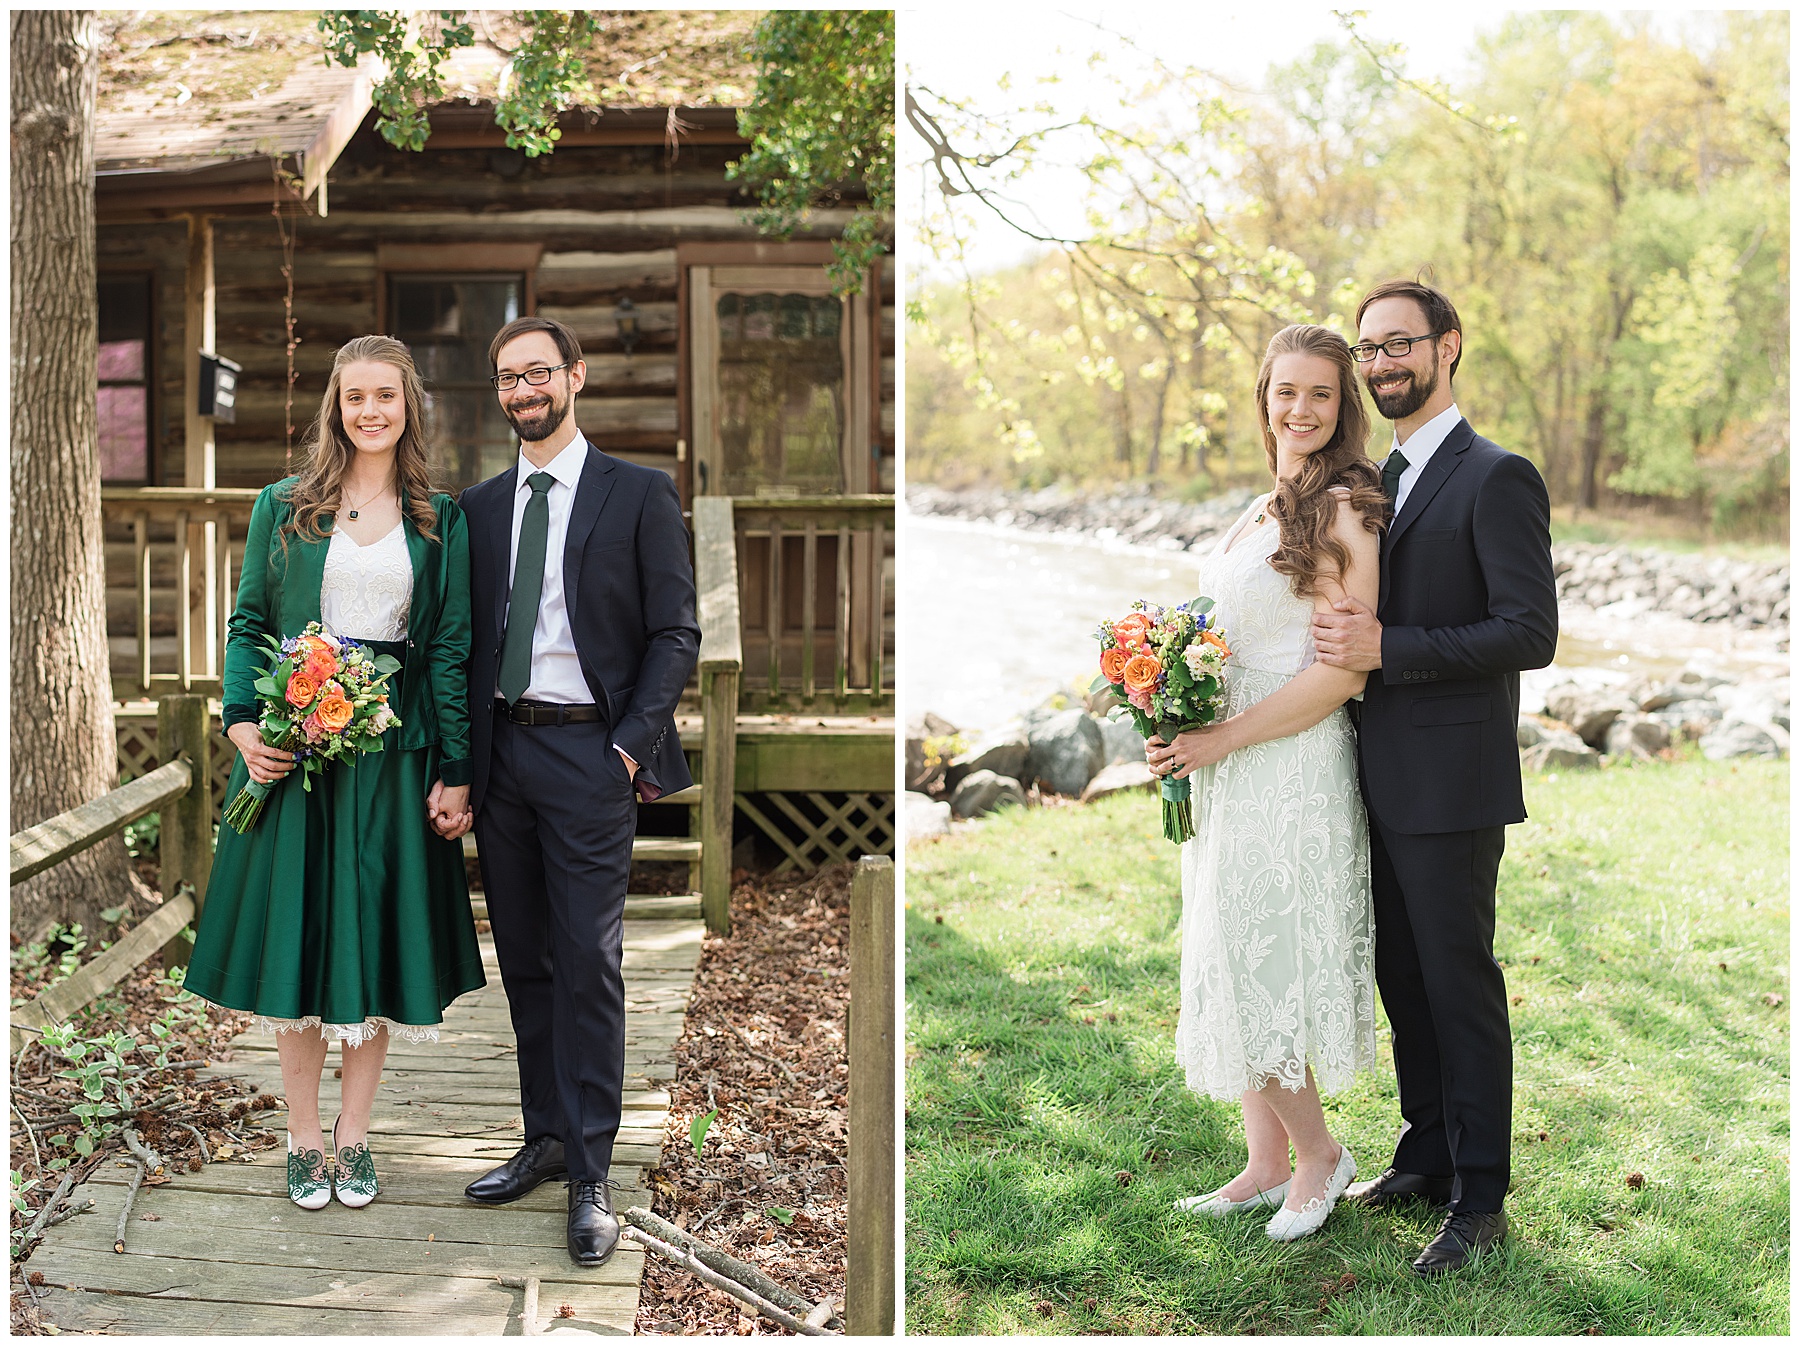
[99,130,892,496]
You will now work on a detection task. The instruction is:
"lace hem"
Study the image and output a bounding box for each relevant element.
[252,1015,441,1046]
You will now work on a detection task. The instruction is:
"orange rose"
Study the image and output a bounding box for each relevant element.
[285,670,321,708]
[312,685,354,733]
[1115,613,1153,643]
[1122,653,1162,692]
[1099,647,1130,684]
[1201,629,1233,657]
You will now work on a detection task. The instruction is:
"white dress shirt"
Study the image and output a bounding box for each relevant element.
[1387,401,1462,514]
[502,436,590,704]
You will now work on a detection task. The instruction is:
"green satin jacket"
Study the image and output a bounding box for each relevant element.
[221,478,473,787]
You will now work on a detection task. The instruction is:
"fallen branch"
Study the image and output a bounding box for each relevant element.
[625,1205,837,1327]
[175,1122,210,1163]
[496,1274,542,1335]
[622,1225,838,1336]
[18,1171,76,1248]
[42,1197,92,1229]
[113,1127,163,1253]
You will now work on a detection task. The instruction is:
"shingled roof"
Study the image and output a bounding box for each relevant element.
[95,9,762,187]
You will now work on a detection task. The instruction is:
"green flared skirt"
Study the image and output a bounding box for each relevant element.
[186,641,486,1035]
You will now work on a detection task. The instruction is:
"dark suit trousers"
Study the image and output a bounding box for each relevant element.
[474,710,636,1182]
[1368,816,1511,1213]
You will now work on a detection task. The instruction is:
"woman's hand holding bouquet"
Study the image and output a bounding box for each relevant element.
[1091,599,1231,843]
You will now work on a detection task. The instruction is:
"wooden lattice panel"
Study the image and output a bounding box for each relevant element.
[115,713,237,824]
[734,791,895,874]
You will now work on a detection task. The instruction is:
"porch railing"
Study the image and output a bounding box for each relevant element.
[101,487,259,698]
[729,496,894,714]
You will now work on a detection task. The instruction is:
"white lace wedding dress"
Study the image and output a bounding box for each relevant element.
[1173,494,1378,1099]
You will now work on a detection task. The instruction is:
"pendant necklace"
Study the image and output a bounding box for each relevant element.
[344,482,390,521]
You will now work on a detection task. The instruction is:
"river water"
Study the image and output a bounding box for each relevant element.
[902,511,1788,732]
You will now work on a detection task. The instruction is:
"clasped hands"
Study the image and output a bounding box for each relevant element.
[428,781,473,840]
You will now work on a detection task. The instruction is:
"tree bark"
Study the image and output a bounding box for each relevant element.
[11,11,136,940]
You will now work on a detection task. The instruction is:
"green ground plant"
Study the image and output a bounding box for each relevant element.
[905,752,1788,1334]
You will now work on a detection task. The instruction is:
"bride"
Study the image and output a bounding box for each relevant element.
[1146,323,1386,1241]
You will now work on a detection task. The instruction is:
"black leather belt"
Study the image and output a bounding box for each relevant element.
[498,699,601,726]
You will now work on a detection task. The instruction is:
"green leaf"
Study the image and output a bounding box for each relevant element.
[371,654,402,674]
[1087,672,1114,694]
[766,1206,796,1226]
[73,1135,94,1158]
[689,1107,719,1156]
[253,677,280,697]
[98,907,127,924]
[1191,596,1215,615]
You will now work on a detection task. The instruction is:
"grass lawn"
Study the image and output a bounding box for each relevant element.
[903,751,1789,1334]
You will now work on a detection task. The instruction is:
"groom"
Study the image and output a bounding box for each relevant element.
[1313,280,1558,1276]
[443,315,699,1265]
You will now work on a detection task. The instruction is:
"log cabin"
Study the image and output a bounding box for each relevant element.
[92,12,895,919]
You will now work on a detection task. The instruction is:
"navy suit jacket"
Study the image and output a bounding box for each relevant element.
[460,441,700,812]
[1357,419,1559,834]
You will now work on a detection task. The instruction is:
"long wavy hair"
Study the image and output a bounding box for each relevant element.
[1255,324,1385,598]
[279,335,439,546]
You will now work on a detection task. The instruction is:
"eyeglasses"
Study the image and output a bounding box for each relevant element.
[1349,333,1445,363]
[490,362,571,391]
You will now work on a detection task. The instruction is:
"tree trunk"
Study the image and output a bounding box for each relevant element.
[11,11,136,940]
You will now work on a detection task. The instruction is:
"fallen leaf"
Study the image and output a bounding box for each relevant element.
[1626,1172,1644,1189]
[1036,1300,1054,1317]
[557,1305,575,1319]
[1114,1171,1132,1187]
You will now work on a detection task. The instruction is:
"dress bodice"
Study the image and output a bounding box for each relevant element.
[1194,495,1315,677]
[320,523,412,642]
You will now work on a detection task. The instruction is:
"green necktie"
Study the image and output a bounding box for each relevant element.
[1381,449,1410,508]
[499,471,554,706]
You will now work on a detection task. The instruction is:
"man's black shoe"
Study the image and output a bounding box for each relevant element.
[1344,1167,1454,1210]
[464,1136,568,1204]
[1412,1210,1507,1276]
[567,1179,620,1266]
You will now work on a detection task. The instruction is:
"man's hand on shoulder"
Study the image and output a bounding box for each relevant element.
[1312,594,1383,671]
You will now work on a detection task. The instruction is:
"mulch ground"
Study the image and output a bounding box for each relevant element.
[634,864,852,1335]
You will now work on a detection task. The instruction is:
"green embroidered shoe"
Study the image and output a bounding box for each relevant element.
[287,1133,332,1210]
[332,1116,378,1208]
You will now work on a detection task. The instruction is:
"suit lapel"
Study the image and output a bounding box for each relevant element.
[561,439,617,624]
[488,465,518,639]
[1385,419,1471,550]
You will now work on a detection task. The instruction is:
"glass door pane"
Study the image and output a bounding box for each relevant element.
[714,292,846,497]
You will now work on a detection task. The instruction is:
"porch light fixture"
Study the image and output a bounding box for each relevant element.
[197,351,242,424]
[615,296,640,356]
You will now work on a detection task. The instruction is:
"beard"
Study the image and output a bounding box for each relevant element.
[1364,358,1439,421]
[503,386,572,443]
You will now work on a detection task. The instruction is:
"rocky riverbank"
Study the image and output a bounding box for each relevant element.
[907,664,1789,836]
[907,484,1790,631]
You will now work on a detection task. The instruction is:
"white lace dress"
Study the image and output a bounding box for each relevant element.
[1173,495,1378,1099]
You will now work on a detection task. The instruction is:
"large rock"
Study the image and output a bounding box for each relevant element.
[1516,715,1563,749]
[1700,719,1787,761]
[1098,715,1148,764]
[950,770,1027,819]
[1637,668,1729,712]
[1603,713,1671,761]
[907,791,953,838]
[1520,738,1600,771]
[1716,677,1790,733]
[904,711,961,793]
[947,725,1031,792]
[1024,709,1106,797]
[1080,760,1157,802]
[1651,698,1724,740]
[1543,684,1635,748]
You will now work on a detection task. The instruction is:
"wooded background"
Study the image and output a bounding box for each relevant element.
[906,12,1788,536]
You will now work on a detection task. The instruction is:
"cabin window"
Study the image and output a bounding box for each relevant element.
[97,274,152,483]
[388,274,522,492]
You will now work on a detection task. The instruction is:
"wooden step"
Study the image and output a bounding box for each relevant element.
[468,893,701,921]
[462,834,702,862]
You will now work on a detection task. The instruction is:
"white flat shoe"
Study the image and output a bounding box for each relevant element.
[1265,1145,1356,1242]
[1176,1177,1291,1216]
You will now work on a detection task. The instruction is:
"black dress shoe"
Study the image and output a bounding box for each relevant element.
[1344,1167,1454,1209]
[464,1136,567,1204]
[567,1179,620,1266]
[1413,1209,1508,1276]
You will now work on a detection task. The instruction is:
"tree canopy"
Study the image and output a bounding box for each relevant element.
[908,12,1788,533]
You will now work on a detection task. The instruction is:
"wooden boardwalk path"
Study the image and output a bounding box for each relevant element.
[27,907,704,1335]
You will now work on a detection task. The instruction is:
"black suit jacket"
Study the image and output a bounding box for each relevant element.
[1357,419,1558,834]
[460,440,700,812]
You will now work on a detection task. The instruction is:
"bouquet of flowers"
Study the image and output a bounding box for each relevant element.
[1090,598,1231,843]
[222,621,402,834]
